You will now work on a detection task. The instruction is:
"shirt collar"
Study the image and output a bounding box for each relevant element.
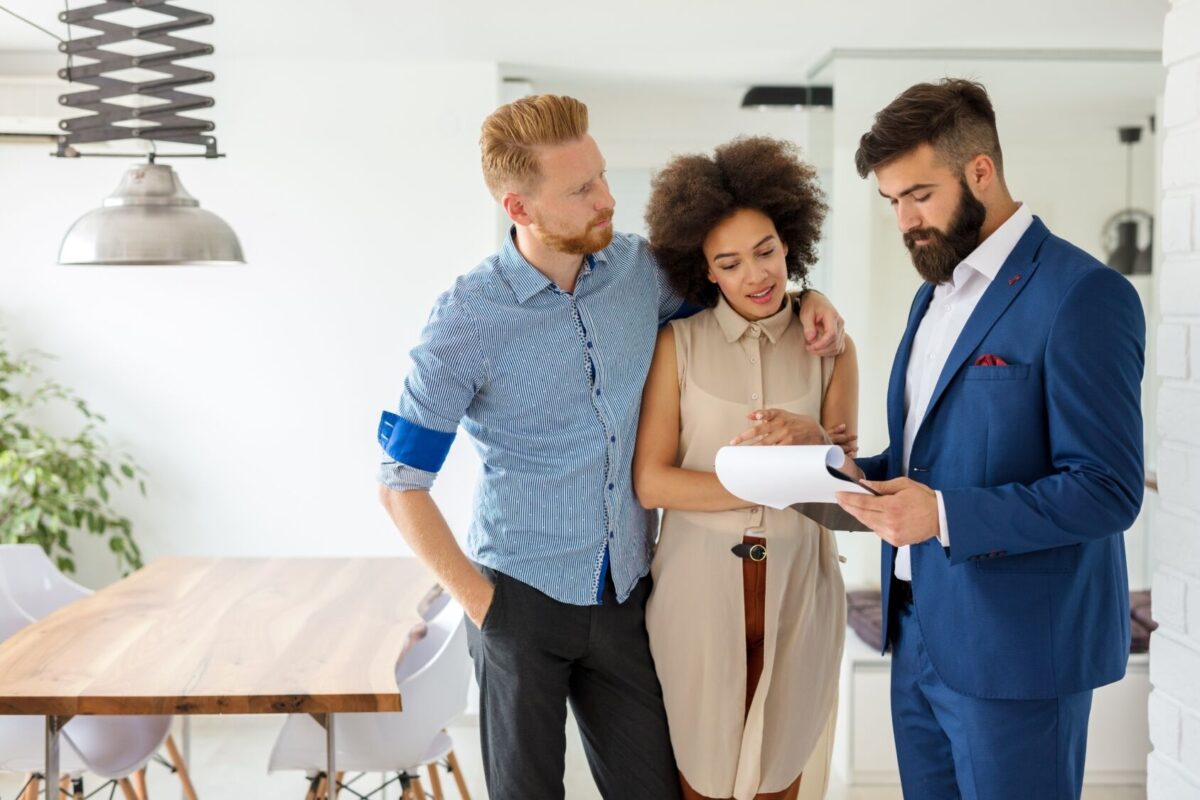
[952,203,1034,288]
[713,292,794,344]
[497,226,610,304]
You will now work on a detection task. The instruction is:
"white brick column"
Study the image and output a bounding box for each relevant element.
[1149,1,1200,796]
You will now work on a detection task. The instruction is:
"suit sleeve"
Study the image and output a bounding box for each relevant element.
[855,284,927,484]
[856,451,891,481]
[941,266,1145,564]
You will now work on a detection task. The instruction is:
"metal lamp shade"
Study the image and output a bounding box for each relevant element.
[1105,220,1139,275]
[58,163,244,266]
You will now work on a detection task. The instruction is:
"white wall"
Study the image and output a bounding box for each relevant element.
[0,58,500,588]
[545,83,817,233]
[1148,0,1200,795]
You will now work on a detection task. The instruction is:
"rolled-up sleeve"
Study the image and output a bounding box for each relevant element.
[378,459,438,492]
[377,290,487,490]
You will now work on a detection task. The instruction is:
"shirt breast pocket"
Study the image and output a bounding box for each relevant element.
[963,363,1031,381]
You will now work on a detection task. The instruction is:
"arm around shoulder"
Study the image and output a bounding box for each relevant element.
[822,334,859,451]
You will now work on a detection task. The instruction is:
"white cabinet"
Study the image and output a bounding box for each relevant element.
[832,628,1150,788]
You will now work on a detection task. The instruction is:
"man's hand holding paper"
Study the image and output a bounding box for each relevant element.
[835,478,941,547]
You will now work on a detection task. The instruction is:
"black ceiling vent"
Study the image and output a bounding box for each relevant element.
[741,86,834,108]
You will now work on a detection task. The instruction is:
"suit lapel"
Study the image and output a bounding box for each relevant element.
[888,282,934,468]
[919,217,1050,429]
[881,278,938,605]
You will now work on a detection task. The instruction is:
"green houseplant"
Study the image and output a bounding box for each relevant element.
[0,337,144,575]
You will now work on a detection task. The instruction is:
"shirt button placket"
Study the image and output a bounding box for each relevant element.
[749,329,763,410]
[575,297,613,548]
[749,326,765,529]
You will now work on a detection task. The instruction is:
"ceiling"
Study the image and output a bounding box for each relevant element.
[0,0,1170,86]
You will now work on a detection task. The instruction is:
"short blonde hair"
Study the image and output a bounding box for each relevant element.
[480,94,589,200]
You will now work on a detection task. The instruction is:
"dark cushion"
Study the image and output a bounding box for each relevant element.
[1129,589,1154,654]
[846,589,885,652]
[845,589,1154,655]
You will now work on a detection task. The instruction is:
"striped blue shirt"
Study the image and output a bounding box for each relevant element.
[378,229,685,605]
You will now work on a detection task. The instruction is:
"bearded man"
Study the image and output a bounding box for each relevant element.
[836,78,1145,800]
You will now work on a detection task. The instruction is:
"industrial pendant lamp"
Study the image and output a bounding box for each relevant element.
[54,0,243,266]
[58,159,242,265]
[1101,126,1152,276]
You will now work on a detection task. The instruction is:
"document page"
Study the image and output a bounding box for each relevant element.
[714,444,876,531]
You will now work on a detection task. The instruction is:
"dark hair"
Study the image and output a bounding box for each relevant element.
[645,136,826,307]
[854,78,1004,179]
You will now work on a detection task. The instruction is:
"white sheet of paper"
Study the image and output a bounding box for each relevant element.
[714,444,872,510]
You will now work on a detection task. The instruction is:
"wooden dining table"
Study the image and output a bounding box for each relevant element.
[0,556,434,800]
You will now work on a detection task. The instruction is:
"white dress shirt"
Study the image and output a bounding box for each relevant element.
[895,203,1034,582]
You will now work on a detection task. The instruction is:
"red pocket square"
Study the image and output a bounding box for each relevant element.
[974,354,1008,366]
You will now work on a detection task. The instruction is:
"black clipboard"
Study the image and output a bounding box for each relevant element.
[787,465,880,532]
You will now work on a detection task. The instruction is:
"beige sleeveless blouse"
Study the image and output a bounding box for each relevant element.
[645,295,846,800]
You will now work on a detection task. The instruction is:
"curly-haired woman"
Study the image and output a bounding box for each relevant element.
[633,136,857,800]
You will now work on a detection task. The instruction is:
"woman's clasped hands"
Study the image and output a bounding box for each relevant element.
[729,409,858,456]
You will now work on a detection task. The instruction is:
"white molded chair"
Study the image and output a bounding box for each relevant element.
[0,543,90,618]
[418,585,451,623]
[267,596,472,799]
[0,589,89,793]
[0,544,198,799]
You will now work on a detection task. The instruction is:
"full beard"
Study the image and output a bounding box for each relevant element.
[903,179,987,284]
[535,210,615,256]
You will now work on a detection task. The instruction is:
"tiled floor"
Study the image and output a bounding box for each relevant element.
[0,713,1145,799]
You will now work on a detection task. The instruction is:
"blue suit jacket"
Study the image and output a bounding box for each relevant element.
[857,217,1145,700]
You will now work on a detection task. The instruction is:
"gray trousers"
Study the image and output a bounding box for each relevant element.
[466,566,681,800]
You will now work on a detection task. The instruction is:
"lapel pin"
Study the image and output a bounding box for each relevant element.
[1008,274,1022,286]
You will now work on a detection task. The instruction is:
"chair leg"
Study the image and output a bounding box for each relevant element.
[163,734,200,800]
[426,763,444,800]
[444,751,470,800]
[73,778,86,800]
[23,774,41,800]
[117,778,139,800]
[133,768,148,799]
[314,775,327,798]
[412,775,427,799]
